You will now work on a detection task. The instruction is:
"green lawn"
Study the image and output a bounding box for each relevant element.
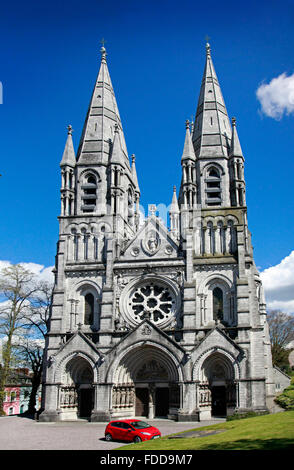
[117,411,294,450]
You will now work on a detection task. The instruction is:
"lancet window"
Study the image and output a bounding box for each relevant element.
[84,293,94,325]
[213,287,224,322]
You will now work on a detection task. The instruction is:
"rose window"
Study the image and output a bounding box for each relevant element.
[129,282,175,324]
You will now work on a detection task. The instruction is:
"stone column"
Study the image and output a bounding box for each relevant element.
[39,383,61,422]
[91,383,112,422]
[177,382,199,421]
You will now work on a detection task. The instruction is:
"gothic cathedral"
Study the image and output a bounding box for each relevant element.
[40,43,275,422]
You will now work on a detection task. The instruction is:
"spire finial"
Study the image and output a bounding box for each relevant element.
[173,185,176,192]
[67,124,73,135]
[100,38,107,59]
[185,119,190,130]
[205,35,211,57]
[131,153,136,164]
[232,116,236,127]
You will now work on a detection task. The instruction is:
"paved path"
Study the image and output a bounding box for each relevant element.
[0,416,225,450]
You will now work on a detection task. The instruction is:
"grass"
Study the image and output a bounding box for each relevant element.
[117,411,294,450]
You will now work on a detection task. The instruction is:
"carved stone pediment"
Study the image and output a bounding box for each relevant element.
[120,216,179,260]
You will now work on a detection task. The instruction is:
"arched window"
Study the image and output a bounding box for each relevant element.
[81,174,97,213]
[84,293,94,325]
[206,166,221,206]
[213,287,223,321]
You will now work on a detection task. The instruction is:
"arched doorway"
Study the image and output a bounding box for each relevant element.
[112,345,180,419]
[60,356,94,419]
[200,352,236,417]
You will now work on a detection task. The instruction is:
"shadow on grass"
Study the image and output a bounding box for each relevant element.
[198,438,294,450]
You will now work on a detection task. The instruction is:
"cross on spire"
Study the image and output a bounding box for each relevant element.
[100,38,107,58]
[100,37,107,47]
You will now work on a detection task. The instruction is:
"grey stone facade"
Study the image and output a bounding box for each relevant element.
[39,44,275,422]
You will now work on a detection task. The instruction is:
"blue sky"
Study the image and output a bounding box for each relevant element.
[0,0,293,278]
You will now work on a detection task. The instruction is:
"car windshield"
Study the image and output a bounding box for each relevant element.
[129,421,151,429]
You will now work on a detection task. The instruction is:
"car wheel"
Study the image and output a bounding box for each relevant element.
[133,436,142,443]
[105,433,113,442]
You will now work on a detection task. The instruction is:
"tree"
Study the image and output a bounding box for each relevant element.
[20,281,52,414]
[14,338,44,414]
[0,264,52,415]
[267,310,294,370]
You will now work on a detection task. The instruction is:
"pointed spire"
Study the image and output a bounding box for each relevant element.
[110,123,124,166]
[131,154,140,194]
[192,43,232,158]
[76,45,129,168]
[170,185,179,213]
[60,125,76,167]
[181,120,196,162]
[229,117,244,158]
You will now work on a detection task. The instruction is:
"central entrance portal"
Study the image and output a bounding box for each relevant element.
[113,345,180,419]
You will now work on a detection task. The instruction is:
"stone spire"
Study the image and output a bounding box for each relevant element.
[179,121,197,209]
[110,123,125,166]
[229,117,244,158]
[229,117,246,207]
[170,185,179,213]
[131,154,140,194]
[76,45,129,168]
[192,42,232,158]
[60,125,76,167]
[181,120,196,163]
[169,186,180,240]
[60,125,76,217]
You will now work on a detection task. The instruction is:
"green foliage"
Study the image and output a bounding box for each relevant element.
[275,383,294,410]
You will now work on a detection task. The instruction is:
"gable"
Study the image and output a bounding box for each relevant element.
[53,330,102,362]
[191,326,244,360]
[121,216,179,261]
[107,319,186,360]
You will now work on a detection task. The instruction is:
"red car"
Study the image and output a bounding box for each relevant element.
[104,419,161,443]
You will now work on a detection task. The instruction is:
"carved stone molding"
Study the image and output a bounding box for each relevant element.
[195,264,236,272]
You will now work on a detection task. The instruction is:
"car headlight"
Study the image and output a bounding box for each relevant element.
[140,432,151,436]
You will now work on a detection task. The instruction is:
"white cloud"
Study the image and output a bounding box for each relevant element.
[256,72,294,119]
[260,251,294,314]
[0,260,54,285]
